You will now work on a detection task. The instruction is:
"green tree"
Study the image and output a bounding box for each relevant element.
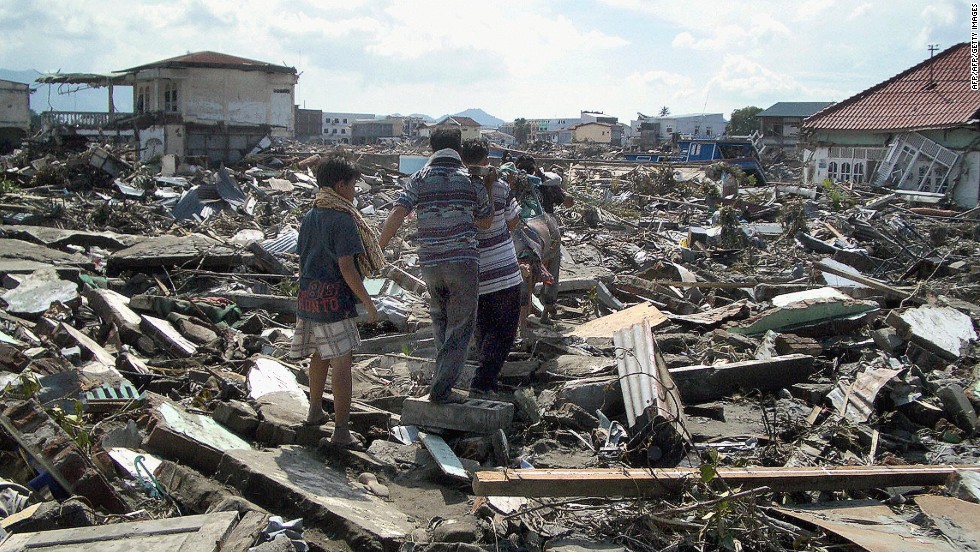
[513,118,530,145]
[727,106,762,135]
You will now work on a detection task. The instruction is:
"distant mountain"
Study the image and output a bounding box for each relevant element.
[434,108,504,128]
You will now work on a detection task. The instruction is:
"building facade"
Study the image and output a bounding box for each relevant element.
[756,102,833,154]
[803,43,980,207]
[322,112,375,144]
[0,79,31,153]
[123,51,298,163]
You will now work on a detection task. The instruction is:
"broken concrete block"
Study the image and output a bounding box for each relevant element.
[107,234,242,271]
[557,376,622,416]
[886,306,977,361]
[214,400,260,439]
[872,327,904,354]
[153,460,265,515]
[255,391,308,446]
[668,354,815,404]
[140,314,197,358]
[401,396,514,434]
[937,384,979,434]
[247,357,306,401]
[84,288,142,345]
[215,445,413,549]
[0,499,96,534]
[60,321,119,369]
[539,355,616,379]
[1,511,239,550]
[145,398,251,473]
[948,470,980,503]
[1,269,78,317]
[166,312,219,345]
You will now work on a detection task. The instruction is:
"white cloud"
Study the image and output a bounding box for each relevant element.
[846,3,873,21]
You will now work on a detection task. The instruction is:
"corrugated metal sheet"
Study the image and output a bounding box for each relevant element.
[806,43,980,131]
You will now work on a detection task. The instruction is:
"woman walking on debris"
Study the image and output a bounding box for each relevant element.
[289,156,384,449]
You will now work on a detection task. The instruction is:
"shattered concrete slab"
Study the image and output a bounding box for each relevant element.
[0,239,93,270]
[886,305,978,361]
[0,225,141,251]
[146,398,251,473]
[1,269,78,317]
[216,445,414,549]
[107,233,243,271]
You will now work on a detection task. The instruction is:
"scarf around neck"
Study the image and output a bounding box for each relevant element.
[313,187,385,277]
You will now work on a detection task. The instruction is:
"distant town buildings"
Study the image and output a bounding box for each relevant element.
[756,102,833,154]
[0,78,31,154]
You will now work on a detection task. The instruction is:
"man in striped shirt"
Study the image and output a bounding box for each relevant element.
[460,140,523,398]
[379,128,493,403]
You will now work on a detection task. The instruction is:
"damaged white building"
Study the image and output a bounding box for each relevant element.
[803,43,980,207]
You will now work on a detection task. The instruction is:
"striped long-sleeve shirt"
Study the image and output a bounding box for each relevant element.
[395,149,492,267]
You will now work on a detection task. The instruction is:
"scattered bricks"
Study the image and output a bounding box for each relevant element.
[774,334,823,357]
[213,400,260,439]
[401,396,514,434]
[937,384,979,434]
[872,327,905,354]
[0,399,128,514]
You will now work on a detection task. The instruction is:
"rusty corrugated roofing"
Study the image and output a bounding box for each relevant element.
[119,51,296,74]
[805,43,980,131]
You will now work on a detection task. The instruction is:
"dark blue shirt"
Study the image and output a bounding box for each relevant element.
[296,208,364,323]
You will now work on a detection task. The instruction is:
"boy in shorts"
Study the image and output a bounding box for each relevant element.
[290,156,383,448]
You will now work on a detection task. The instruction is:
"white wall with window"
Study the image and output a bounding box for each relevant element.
[322,111,374,144]
[807,145,887,185]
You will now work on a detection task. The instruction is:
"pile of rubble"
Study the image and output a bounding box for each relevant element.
[0,140,979,551]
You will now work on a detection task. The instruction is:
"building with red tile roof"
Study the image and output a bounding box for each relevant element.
[802,43,980,207]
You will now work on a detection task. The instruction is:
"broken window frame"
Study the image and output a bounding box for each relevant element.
[164,81,179,113]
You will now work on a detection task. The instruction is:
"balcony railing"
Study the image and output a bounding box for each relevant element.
[40,111,132,130]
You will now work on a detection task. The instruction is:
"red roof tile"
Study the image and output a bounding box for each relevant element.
[120,51,296,74]
[805,43,980,132]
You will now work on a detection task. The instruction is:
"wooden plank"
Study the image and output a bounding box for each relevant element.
[471,465,980,498]
[419,432,469,481]
[569,302,668,339]
[815,259,915,301]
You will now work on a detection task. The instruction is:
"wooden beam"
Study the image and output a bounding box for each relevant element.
[815,260,916,301]
[472,465,980,498]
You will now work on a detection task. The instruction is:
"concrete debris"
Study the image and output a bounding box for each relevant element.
[3,137,980,551]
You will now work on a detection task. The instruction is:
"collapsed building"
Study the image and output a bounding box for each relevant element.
[1,47,980,552]
[803,42,980,208]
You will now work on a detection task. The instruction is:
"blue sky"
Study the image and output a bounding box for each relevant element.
[0,0,972,122]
